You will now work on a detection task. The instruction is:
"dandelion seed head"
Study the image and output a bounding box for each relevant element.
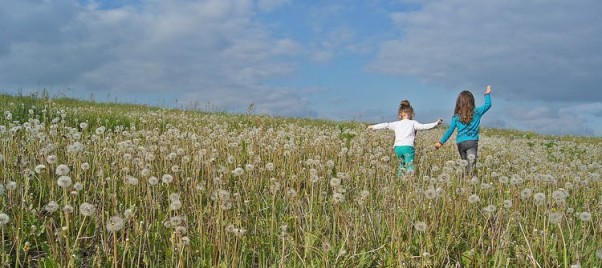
[57,176,73,188]
[510,175,523,186]
[169,193,180,202]
[0,213,9,225]
[596,249,602,259]
[287,188,298,198]
[567,208,574,214]
[232,167,244,177]
[265,162,274,171]
[175,226,187,235]
[125,176,139,185]
[5,181,16,191]
[34,164,46,174]
[95,126,106,135]
[414,221,427,232]
[170,199,182,210]
[431,166,439,173]
[171,165,180,173]
[81,162,90,171]
[552,189,567,201]
[438,173,450,183]
[482,205,497,213]
[503,200,513,209]
[533,193,546,205]
[332,192,345,204]
[245,164,254,171]
[233,228,247,236]
[329,177,341,187]
[578,212,592,222]
[326,160,335,168]
[148,176,159,185]
[55,164,70,176]
[106,216,125,232]
[79,203,96,217]
[62,205,74,213]
[468,194,480,204]
[170,216,184,227]
[549,212,563,224]
[424,188,437,200]
[140,168,151,177]
[45,201,59,213]
[520,188,533,200]
[162,174,174,184]
[123,208,134,218]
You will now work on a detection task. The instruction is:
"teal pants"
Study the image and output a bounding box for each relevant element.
[394,146,415,176]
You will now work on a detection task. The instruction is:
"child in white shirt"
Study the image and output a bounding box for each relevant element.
[367,100,442,176]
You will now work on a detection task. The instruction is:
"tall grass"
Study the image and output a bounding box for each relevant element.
[0,93,600,267]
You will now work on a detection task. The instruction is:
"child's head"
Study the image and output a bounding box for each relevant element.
[454,90,475,124]
[398,100,414,119]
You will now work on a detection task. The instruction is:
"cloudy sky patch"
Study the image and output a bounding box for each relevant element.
[1,0,600,136]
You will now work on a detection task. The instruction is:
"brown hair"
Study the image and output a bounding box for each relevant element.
[454,91,475,124]
[398,100,414,119]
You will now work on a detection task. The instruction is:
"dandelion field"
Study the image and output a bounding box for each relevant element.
[0,94,601,267]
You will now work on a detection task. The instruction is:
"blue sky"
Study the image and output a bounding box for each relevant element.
[1,0,601,136]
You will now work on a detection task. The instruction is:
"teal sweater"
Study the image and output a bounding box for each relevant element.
[440,94,491,144]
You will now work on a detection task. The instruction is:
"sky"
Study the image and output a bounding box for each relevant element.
[1,0,601,136]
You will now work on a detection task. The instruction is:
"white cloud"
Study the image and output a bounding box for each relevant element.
[0,0,308,115]
[561,102,602,117]
[371,0,602,103]
[507,104,595,136]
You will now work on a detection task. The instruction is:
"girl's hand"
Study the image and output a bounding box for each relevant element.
[485,84,492,94]
[434,142,442,149]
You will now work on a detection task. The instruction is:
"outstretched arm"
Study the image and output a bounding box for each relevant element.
[414,118,443,130]
[367,122,391,130]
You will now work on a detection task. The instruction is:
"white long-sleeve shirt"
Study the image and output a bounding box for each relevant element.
[371,119,439,147]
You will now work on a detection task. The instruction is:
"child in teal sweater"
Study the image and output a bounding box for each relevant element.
[435,85,492,173]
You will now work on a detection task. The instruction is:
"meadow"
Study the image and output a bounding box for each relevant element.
[0,93,600,267]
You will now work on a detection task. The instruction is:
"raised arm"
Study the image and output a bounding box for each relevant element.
[477,85,492,114]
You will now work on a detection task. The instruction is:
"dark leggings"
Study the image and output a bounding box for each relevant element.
[457,140,478,171]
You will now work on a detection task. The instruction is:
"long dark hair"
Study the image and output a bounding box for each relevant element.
[454,91,475,124]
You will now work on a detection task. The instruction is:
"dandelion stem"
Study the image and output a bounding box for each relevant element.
[558,223,568,268]
[518,221,542,268]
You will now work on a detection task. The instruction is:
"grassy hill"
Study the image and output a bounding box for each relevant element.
[0,93,601,267]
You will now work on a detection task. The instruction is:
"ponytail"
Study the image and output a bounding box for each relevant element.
[398,100,414,119]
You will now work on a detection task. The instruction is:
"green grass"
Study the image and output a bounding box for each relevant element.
[0,93,600,267]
